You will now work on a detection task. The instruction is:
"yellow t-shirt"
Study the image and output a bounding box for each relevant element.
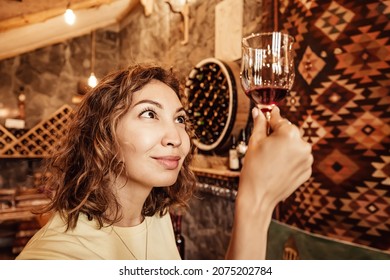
[16,212,181,260]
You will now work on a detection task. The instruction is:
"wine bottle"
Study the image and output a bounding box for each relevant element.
[172,214,185,259]
[237,129,248,167]
[229,136,240,171]
[18,86,26,120]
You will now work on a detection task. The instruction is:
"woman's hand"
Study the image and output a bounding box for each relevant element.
[226,106,313,259]
[238,106,313,210]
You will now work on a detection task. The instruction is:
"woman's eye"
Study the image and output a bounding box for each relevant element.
[176,115,186,124]
[140,110,157,119]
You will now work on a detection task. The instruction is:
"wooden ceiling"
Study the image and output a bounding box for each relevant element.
[0,0,139,60]
[0,0,126,31]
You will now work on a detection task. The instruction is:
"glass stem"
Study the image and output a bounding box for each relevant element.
[258,104,274,135]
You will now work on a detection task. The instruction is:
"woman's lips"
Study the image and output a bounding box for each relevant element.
[153,156,181,170]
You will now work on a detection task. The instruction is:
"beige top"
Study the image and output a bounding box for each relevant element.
[16,212,181,260]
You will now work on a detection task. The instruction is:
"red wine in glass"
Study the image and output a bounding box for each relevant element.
[241,32,295,134]
[245,87,289,113]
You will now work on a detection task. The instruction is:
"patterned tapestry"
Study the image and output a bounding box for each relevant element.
[272,0,390,251]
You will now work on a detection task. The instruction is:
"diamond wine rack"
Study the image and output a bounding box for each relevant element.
[0,105,73,158]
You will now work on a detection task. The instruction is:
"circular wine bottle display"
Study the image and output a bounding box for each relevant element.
[185,58,249,153]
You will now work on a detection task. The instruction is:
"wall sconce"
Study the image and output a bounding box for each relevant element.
[165,0,190,45]
[64,3,76,25]
[88,31,98,88]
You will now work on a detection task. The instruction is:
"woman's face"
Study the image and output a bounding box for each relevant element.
[116,80,191,188]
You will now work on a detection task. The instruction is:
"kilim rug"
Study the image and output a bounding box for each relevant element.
[269,0,390,251]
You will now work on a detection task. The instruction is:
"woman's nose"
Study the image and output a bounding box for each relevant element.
[161,124,182,147]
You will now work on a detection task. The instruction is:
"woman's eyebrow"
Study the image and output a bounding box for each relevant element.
[133,99,185,114]
[133,99,162,108]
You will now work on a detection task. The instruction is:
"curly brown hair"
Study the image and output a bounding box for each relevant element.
[41,64,197,230]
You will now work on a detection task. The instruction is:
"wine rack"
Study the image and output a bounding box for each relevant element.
[185,58,250,153]
[0,105,73,158]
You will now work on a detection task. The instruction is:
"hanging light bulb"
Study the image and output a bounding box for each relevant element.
[64,5,76,25]
[88,31,98,88]
[88,73,98,88]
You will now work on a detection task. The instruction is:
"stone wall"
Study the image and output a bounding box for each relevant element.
[0,30,119,189]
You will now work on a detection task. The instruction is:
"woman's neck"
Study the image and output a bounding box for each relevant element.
[114,214,144,227]
[111,176,152,227]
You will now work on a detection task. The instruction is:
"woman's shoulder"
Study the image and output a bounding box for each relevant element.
[146,212,176,240]
[15,212,105,260]
[147,211,173,227]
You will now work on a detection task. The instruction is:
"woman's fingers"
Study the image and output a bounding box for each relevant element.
[242,105,313,205]
[269,107,301,137]
[249,106,267,143]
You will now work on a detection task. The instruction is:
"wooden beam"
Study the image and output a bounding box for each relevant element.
[116,0,139,22]
[0,0,137,60]
[0,0,116,32]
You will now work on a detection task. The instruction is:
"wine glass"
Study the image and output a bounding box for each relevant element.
[241,32,295,133]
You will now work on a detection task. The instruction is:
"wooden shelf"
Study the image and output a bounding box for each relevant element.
[191,166,240,178]
[0,189,49,224]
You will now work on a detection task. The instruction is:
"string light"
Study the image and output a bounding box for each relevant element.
[88,31,98,88]
[64,4,76,25]
[88,73,98,88]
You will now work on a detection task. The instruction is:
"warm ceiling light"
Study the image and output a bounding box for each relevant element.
[64,8,76,25]
[88,31,98,88]
[88,73,98,88]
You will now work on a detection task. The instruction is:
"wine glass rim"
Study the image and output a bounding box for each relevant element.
[242,32,295,46]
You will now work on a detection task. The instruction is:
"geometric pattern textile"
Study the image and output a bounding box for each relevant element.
[273,0,390,252]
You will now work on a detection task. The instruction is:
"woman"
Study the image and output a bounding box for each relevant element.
[16,64,312,260]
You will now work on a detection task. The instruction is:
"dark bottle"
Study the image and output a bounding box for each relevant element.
[172,213,185,259]
[18,86,26,120]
